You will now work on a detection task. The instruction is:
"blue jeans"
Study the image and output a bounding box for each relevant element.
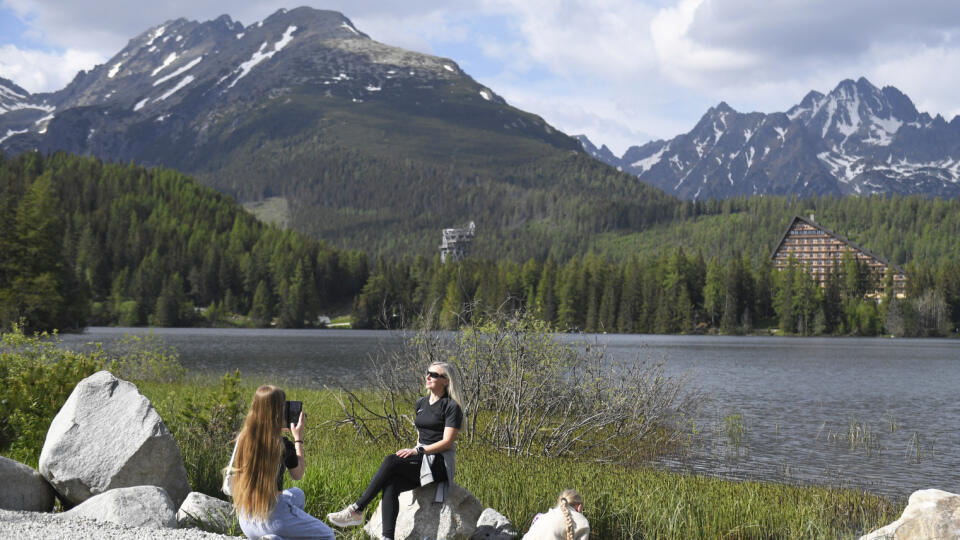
[239,488,335,540]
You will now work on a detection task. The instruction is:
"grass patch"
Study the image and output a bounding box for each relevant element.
[136,381,899,539]
[0,327,900,537]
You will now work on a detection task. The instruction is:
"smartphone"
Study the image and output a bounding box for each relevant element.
[284,400,303,426]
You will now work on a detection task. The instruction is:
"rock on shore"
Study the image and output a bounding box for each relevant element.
[0,508,239,540]
[38,370,190,507]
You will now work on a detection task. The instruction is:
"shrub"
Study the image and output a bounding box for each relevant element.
[335,311,698,462]
[106,332,186,383]
[165,370,247,497]
[0,323,105,465]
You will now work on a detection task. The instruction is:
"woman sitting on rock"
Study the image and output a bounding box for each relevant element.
[327,361,463,540]
[522,489,590,540]
[228,385,334,540]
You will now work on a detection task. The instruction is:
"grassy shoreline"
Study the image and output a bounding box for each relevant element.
[140,378,899,539]
[0,324,899,539]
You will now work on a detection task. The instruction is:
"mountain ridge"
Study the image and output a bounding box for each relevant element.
[579,77,960,199]
[0,6,677,260]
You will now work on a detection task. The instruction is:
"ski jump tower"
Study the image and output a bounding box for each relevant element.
[439,221,476,263]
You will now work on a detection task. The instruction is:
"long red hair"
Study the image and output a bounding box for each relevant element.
[231,385,286,520]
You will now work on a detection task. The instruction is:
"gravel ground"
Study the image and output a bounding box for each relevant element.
[0,509,242,540]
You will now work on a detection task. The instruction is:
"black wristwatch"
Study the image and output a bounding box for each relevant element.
[416,446,425,455]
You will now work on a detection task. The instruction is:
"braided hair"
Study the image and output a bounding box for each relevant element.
[557,489,584,540]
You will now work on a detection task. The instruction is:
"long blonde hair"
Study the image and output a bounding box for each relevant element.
[230,385,286,521]
[429,361,463,407]
[557,489,584,540]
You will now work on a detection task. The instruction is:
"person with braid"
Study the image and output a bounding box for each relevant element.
[522,489,589,540]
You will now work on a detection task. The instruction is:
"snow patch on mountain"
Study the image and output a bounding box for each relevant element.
[863,114,902,146]
[818,151,863,183]
[340,21,360,35]
[0,128,27,144]
[631,144,668,174]
[108,62,123,78]
[154,56,203,86]
[151,53,179,76]
[157,75,195,101]
[0,85,25,100]
[227,26,297,89]
[150,26,167,42]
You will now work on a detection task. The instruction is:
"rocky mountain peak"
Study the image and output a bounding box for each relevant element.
[581,77,960,200]
[0,5,566,178]
[0,77,31,112]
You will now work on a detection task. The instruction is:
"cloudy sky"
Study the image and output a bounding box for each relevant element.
[2,0,959,155]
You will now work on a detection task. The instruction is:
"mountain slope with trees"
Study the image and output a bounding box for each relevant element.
[0,151,367,332]
[0,7,681,260]
[354,194,960,337]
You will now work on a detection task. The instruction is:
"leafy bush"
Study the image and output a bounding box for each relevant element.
[165,370,247,497]
[336,311,698,462]
[0,324,105,465]
[106,332,186,383]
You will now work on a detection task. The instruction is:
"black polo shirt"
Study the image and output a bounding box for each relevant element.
[414,396,463,445]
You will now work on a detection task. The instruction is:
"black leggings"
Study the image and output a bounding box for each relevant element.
[355,454,424,539]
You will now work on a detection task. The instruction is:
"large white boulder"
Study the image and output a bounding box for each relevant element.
[177,491,236,532]
[38,370,190,507]
[860,489,960,540]
[0,456,56,511]
[365,482,484,540]
[60,485,177,529]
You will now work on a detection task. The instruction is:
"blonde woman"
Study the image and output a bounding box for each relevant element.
[328,361,463,540]
[229,385,334,540]
[522,489,589,540]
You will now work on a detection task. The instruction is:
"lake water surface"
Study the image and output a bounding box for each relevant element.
[58,328,960,500]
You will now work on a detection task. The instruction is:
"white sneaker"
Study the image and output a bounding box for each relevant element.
[327,504,363,527]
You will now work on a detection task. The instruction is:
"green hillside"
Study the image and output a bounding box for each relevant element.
[180,94,682,260]
[0,151,367,332]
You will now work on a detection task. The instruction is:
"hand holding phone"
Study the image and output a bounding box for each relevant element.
[284,400,303,427]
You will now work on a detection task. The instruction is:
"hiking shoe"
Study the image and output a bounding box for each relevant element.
[327,504,363,527]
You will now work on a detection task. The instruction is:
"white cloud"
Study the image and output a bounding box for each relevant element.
[480,0,659,81]
[867,44,960,120]
[0,45,104,93]
[650,0,758,86]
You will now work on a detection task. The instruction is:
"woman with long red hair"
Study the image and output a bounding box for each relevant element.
[227,385,334,539]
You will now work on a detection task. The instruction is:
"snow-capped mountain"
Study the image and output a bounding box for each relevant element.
[582,77,960,199]
[0,77,56,145]
[0,7,573,164]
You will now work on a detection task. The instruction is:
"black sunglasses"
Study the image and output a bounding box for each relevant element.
[426,370,447,379]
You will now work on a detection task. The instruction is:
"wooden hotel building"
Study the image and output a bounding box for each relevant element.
[771,215,906,299]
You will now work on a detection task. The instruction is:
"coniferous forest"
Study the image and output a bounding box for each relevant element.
[1,151,959,337]
[0,152,368,332]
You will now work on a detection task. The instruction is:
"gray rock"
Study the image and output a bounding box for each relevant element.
[61,485,177,529]
[38,370,190,507]
[365,482,484,540]
[860,489,960,540]
[177,492,236,533]
[0,456,56,512]
[471,507,518,540]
